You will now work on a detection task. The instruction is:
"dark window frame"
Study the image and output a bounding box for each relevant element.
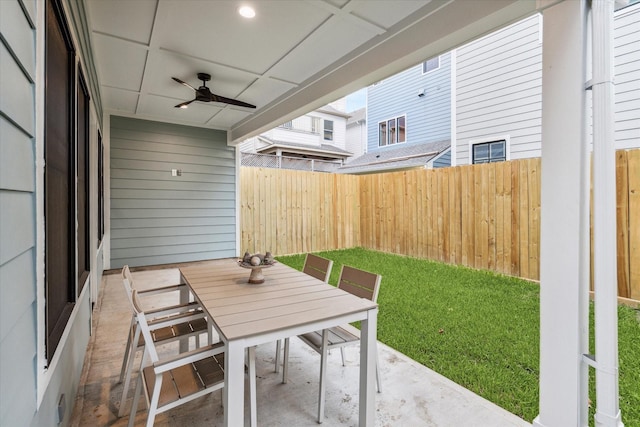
[97,131,104,246]
[77,70,90,293]
[45,0,77,362]
[472,140,507,164]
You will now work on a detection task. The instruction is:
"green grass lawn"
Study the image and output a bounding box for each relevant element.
[276,247,640,425]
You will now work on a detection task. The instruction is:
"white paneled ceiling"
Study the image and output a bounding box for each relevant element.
[85,0,539,142]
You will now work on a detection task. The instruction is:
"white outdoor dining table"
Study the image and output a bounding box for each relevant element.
[179,258,379,426]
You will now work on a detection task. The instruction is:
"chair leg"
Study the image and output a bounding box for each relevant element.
[127,372,143,427]
[145,374,162,427]
[340,347,346,366]
[282,338,290,384]
[275,339,281,373]
[376,352,382,393]
[317,330,329,424]
[119,318,136,382]
[248,346,257,427]
[119,327,142,417]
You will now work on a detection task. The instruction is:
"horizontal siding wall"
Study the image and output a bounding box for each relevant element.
[614,4,640,149]
[0,0,38,424]
[367,52,451,152]
[110,116,235,268]
[455,15,542,165]
[455,6,640,164]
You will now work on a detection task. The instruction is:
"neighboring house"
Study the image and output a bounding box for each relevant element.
[345,107,366,163]
[452,4,640,165]
[340,52,452,174]
[348,3,639,172]
[453,14,542,165]
[240,100,352,171]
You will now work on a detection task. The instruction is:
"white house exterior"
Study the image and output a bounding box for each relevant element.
[345,107,366,163]
[240,99,352,169]
[452,3,640,166]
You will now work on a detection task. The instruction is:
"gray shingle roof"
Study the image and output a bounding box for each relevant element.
[338,139,451,174]
[256,136,353,157]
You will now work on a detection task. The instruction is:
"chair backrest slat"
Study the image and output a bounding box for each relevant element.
[337,265,381,302]
[131,289,160,363]
[303,253,333,283]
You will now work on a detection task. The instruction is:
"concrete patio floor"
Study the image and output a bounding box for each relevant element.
[70,264,531,427]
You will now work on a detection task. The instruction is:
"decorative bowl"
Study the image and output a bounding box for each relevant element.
[237,260,276,284]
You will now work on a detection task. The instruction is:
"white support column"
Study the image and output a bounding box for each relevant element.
[533,1,589,426]
[591,0,623,425]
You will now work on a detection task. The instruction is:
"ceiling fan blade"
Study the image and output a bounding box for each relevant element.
[211,93,256,109]
[172,77,196,91]
[174,99,195,108]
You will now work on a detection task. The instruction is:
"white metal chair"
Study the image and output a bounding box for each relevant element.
[274,253,334,374]
[283,265,382,423]
[118,265,210,417]
[127,288,257,427]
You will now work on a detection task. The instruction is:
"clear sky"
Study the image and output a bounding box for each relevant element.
[345,88,366,112]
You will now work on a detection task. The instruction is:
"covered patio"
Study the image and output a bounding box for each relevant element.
[0,0,627,426]
[70,265,530,427]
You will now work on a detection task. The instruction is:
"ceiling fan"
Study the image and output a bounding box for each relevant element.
[172,73,256,109]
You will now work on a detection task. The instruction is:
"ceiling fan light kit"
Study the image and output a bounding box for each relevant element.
[172,73,256,109]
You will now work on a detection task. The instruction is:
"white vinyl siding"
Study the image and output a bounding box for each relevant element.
[240,112,348,153]
[613,4,640,149]
[455,6,640,164]
[455,15,542,165]
[110,116,236,268]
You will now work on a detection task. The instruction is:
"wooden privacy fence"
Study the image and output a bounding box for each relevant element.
[240,149,640,301]
[240,168,361,256]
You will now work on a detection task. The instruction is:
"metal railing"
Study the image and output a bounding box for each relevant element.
[240,152,341,173]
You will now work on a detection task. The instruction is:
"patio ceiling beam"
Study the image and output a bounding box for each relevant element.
[228,0,540,144]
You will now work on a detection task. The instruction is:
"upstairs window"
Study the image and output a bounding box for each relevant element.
[378,115,406,146]
[281,120,293,129]
[311,117,320,134]
[472,140,506,164]
[422,56,440,74]
[323,120,333,141]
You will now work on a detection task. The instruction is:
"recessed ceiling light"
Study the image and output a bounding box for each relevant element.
[238,5,255,19]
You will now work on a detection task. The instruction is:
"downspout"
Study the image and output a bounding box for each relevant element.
[589,0,623,425]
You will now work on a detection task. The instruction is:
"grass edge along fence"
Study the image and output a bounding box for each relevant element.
[276,248,640,425]
[240,148,640,302]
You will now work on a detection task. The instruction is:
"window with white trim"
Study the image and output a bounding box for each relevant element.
[311,117,320,134]
[378,115,406,146]
[472,140,506,164]
[323,120,333,141]
[422,56,440,74]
